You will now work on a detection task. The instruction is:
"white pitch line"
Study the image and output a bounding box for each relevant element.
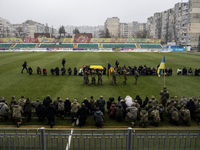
[66,128,74,150]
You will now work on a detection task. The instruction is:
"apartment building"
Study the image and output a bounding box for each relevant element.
[106,18,146,38]
[187,0,200,46]
[0,17,11,38]
[104,17,120,38]
[119,22,135,38]
[147,0,200,46]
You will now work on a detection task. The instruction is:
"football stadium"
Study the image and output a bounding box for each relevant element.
[0,37,200,149]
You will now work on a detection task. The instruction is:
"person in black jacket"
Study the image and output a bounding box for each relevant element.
[46,103,56,128]
[182,67,187,75]
[36,102,46,122]
[43,95,52,108]
[28,66,33,75]
[74,67,78,75]
[107,96,115,111]
[21,61,28,73]
[50,68,55,75]
[64,98,71,115]
[61,67,66,75]
[82,98,91,110]
[62,58,66,67]
[77,103,89,127]
[68,67,72,75]
[142,97,149,108]
[55,67,59,75]
[186,98,196,119]
[135,95,142,107]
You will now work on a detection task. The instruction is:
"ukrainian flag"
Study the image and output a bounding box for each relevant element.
[157,57,165,77]
[108,63,114,78]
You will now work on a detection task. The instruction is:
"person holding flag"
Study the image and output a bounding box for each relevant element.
[108,63,118,86]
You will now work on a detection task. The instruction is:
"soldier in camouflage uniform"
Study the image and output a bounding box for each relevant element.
[150,107,160,126]
[169,106,180,125]
[139,108,148,128]
[91,69,96,86]
[112,69,118,86]
[126,103,138,127]
[158,104,165,121]
[83,68,89,85]
[144,101,154,117]
[12,102,23,127]
[166,97,177,116]
[159,87,169,107]
[89,96,97,114]
[134,70,139,85]
[180,106,191,126]
[149,96,158,107]
[97,70,103,86]
[18,96,26,109]
[134,100,141,115]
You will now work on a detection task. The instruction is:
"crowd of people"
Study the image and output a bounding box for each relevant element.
[177,67,200,76]
[0,88,200,128]
[21,59,200,79]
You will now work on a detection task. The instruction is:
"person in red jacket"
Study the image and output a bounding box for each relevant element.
[109,102,116,119]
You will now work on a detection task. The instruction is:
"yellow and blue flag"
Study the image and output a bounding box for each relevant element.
[108,63,114,78]
[157,57,165,77]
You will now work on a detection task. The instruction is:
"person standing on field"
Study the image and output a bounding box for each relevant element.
[21,61,28,73]
[134,70,139,85]
[160,87,169,107]
[62,58,66,67]
[98,69,103,86]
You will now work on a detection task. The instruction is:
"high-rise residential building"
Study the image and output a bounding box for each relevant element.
[10,24,24,38]
[138,23,147,32]
[146,17,154,38]
[104,17,120,38]
[0,17,11,38]
[119,23,134,38]
[106,18,146,38]
[147,0,200,46]
[132,21,139,38]
[21,20,57,38]
[22,20,45,38]
[187,0,200,46]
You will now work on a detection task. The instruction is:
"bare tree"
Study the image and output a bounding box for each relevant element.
[16,27,23,38]
[136,30,147,38]
[98,30,105,38]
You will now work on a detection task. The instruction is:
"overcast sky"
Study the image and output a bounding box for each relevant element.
[0,0,188,28]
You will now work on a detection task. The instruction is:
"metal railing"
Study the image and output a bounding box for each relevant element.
[0,128,199,150]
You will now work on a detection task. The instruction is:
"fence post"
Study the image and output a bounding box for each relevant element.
[127,127,132,150]
[41,127,46,150]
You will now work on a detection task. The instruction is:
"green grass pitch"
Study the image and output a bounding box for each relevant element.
[0,52,200,127]
[1,52,199,102]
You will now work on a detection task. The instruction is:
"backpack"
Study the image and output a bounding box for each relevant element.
[90,100,96,110]
[12,107,21,119]
[18,99,26,108]
[58,102,64,111]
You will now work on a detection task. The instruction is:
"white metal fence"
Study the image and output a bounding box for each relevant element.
[0,128,199,150]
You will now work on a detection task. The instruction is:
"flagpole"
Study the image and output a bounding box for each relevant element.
[164,56,166,87]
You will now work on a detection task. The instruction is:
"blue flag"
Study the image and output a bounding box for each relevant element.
[108,63,114,78]
[157,57,165,77]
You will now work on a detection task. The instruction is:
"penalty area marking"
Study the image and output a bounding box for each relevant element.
[66,128,74,150]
